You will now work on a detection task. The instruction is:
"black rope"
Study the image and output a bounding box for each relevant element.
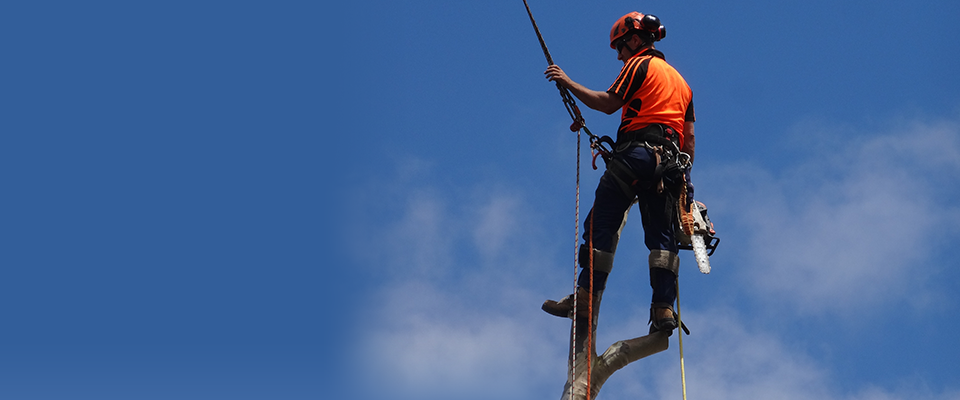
[521,0,610,159]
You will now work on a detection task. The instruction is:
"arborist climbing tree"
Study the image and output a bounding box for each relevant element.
[542,8,696,341]
[524,3,720,400]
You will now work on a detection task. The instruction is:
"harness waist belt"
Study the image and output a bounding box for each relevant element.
[616,124,678,149]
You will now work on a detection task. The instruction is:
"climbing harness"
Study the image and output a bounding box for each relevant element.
[604,124,690,200]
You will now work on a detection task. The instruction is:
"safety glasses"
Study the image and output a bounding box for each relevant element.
[615,36,631,53]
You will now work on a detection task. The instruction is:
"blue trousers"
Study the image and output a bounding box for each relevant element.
[577,145,681,307]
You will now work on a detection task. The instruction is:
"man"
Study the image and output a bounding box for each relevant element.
[541,11,696,335]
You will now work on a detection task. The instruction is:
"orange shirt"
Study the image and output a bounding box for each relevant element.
[608,48,694,149]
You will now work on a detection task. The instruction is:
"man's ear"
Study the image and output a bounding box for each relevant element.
[629,33,645,49]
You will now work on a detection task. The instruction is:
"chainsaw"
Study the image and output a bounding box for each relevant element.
[676,200,719,274]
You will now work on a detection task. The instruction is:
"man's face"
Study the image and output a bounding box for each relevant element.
[615,35,637,63]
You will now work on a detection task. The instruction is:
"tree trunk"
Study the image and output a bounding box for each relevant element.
[559,291,670,400]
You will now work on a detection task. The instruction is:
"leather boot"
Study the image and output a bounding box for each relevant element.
[542,287,592,319]
[649,303,678,335]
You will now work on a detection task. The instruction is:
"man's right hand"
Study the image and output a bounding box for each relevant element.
[544,65,572,88]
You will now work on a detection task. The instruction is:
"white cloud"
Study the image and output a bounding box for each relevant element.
[703,118,960,316]
[350,179,571,400]
[349,116,960,400]
[652,308,832,400]
[471,194,523,259]
[356,281,565,400]
[381,189,456,277]
[356,171,553,280]
[607,308,960,400]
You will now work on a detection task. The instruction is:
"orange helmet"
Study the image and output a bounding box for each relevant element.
[609,11,666,49]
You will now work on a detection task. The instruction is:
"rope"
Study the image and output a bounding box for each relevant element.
[571,128,580,399]
[676,178,692,400]
[586,206,594,400]
[572,128,595,400]
[679,181,695,237]
[572,126,595,400]
[676,280,688,400]
[520,3,603,397]
[521,0,611,161]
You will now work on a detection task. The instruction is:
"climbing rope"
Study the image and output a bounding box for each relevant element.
[573,105,595,400]
[521,0,612,165]
[571,127,581,399]
[676,280,688,400]
[572,133,596,400]
[520,2,598,397]
[586,207,595,400]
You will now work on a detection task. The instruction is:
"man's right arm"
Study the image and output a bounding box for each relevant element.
[545,65,624,115]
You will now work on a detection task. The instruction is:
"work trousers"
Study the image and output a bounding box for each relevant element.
[577,145,680,307]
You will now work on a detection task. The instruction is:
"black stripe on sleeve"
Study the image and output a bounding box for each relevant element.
[685,99,695,122]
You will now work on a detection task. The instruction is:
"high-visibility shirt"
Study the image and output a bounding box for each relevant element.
[608,48,695,149]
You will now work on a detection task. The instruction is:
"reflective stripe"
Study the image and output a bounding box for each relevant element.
[649,249,679,274]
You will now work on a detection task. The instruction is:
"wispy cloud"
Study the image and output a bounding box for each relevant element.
[348,174,570,399]
[379,188,457,277]
[470,194,523,260]
[348,117,960,400]
[356,281,564,400]
[703,117,960,316]
[612,307,960,400]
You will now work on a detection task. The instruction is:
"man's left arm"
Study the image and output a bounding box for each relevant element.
[682,121,695,164]
[682,98,695,163]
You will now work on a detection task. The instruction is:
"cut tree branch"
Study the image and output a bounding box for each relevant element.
[558,292,670,400]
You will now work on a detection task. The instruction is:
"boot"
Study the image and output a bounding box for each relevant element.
[542,287,592,319]
[649,303,678,335]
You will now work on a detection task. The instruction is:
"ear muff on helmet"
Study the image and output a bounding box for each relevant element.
[640,14,666,42]
[609,11,666,49]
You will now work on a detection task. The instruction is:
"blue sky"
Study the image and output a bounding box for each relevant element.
[3,1,959,399]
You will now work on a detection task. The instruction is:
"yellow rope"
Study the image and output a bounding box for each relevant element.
[676,280,688,400]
